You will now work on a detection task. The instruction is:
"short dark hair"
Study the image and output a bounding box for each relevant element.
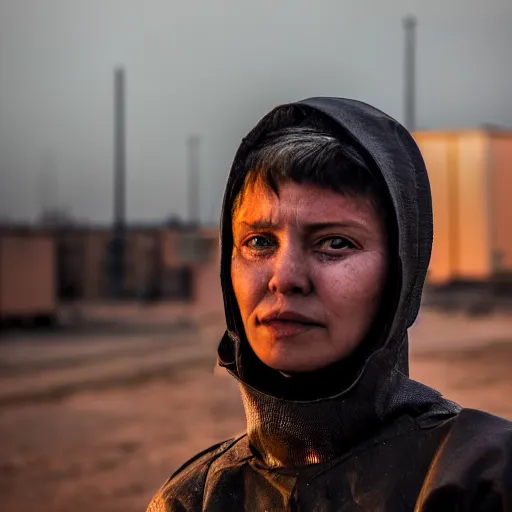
[232,123,391,217]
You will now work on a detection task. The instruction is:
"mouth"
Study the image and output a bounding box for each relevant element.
[258,312,323,339]
[259,319,319,339]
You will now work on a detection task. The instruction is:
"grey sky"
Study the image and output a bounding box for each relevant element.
[0,0,511,224]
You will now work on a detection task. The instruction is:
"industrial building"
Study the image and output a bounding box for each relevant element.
[0,223,220,325]
[414,128,512,287]
[0,226,57,325]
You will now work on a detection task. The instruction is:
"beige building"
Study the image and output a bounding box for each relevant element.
[0,228,57,322]
[414,129,512,286]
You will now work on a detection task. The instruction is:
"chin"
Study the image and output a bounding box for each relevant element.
[247,328,358,373]
[251,336,355,374]
[258,350,330,374]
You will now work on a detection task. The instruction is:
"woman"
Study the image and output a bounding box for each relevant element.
[147,98,512,511]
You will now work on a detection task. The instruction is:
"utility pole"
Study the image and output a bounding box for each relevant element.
[403,15,417,132]
[114,67,126,234]
[186,134,200,228]
[111,66,126,297]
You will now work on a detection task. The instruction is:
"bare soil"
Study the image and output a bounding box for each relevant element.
[1,310,511,512]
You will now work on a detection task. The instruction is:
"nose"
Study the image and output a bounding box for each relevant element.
[268,242,312,296]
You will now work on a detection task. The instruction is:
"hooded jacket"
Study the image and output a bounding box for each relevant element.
[147,98,512,512]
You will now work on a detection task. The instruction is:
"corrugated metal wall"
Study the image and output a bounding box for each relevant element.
[490,135,512,274]
[415,130,512,285]
[0,232,56,318]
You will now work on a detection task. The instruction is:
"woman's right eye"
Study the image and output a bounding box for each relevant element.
[245,235,274,250]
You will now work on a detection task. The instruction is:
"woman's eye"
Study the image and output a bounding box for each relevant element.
[318,237,356,251]
[245,235,274,250]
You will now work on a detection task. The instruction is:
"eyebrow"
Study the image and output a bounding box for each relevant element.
[241,220,276,230]
[239,220,367,233]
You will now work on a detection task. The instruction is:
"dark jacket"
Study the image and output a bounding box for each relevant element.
[147,98,512,511]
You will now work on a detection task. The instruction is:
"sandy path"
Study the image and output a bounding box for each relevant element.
[1,310,511,512]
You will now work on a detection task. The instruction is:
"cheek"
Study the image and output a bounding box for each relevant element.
[314,253,387,311]
[231,254,269,316]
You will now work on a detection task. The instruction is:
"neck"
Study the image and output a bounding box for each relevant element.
[237,360,389,467]
[218,331,442,468]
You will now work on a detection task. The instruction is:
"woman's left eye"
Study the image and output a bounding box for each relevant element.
[317,237,356,251]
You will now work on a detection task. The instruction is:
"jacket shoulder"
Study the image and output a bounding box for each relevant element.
[436,407,512,457]
[416,408,512,510]
[454,408,512,436]
[146,434,247,512]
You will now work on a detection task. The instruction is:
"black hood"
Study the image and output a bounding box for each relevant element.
[216,97,450,468]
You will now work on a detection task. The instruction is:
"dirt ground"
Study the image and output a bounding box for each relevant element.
[1,310,512,512]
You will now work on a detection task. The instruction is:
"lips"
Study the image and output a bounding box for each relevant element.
[258,311,323,339]
[259,311,322,325]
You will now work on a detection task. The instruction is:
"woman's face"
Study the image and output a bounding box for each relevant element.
[231,179,388,373]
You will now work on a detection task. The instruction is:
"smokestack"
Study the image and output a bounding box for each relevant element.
[187,135,200,228]
[111,66,126,298]
[114,67,126,231]
[403,15,417,132]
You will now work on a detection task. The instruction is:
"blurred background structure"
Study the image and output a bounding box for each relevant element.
[0,1,511,511]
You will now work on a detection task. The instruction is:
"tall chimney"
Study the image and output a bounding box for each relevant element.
[114,67,126,232]
[187,135,200,228]
[111,66,126,297]
[403,15,417,132]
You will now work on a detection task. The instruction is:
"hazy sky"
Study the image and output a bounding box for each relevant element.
[1,0,511,224]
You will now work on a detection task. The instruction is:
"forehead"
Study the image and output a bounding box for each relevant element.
[233,180,382,229]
